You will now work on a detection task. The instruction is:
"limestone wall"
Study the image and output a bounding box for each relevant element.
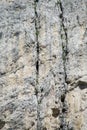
[0,0,87,130]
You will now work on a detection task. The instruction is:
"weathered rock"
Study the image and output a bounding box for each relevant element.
[0,0,87,130]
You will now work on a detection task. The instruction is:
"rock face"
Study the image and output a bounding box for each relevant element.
[0,0,87,130]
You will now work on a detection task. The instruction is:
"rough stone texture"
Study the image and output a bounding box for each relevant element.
[0,0,87,130]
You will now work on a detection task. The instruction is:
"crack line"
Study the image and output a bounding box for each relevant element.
[34,1,41,130]
[34,0,39,85]
[56,0,69,129]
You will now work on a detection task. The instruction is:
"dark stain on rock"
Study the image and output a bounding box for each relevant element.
[78,81,87,89]
[0,72,6,76]
[7,128,13,130]
[61,94,65,102]
[60,124,63,129]
[13,4,26,11]
[62,108,67,113]
[55,101,58,104]
[0,32,3,39]
[31,121,35,126]
[51,108,60,118]
[14,31,20,36]
[0,119,5,129]
[36,0,39,2]
[43,127,47,130]
[41,88,44,92]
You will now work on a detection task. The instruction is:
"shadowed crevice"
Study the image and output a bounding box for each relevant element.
[0,119,5,129]
[34,1,41,130]
[34,0,40,84]
[56,0,69,129]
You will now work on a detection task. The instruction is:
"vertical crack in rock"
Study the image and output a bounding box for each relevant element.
[34,0,39,84]
[58,0,68,83]
[34,0,40,130]
[57,0,68,129]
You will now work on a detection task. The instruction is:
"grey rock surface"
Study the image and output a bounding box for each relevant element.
[0,0,87,130]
